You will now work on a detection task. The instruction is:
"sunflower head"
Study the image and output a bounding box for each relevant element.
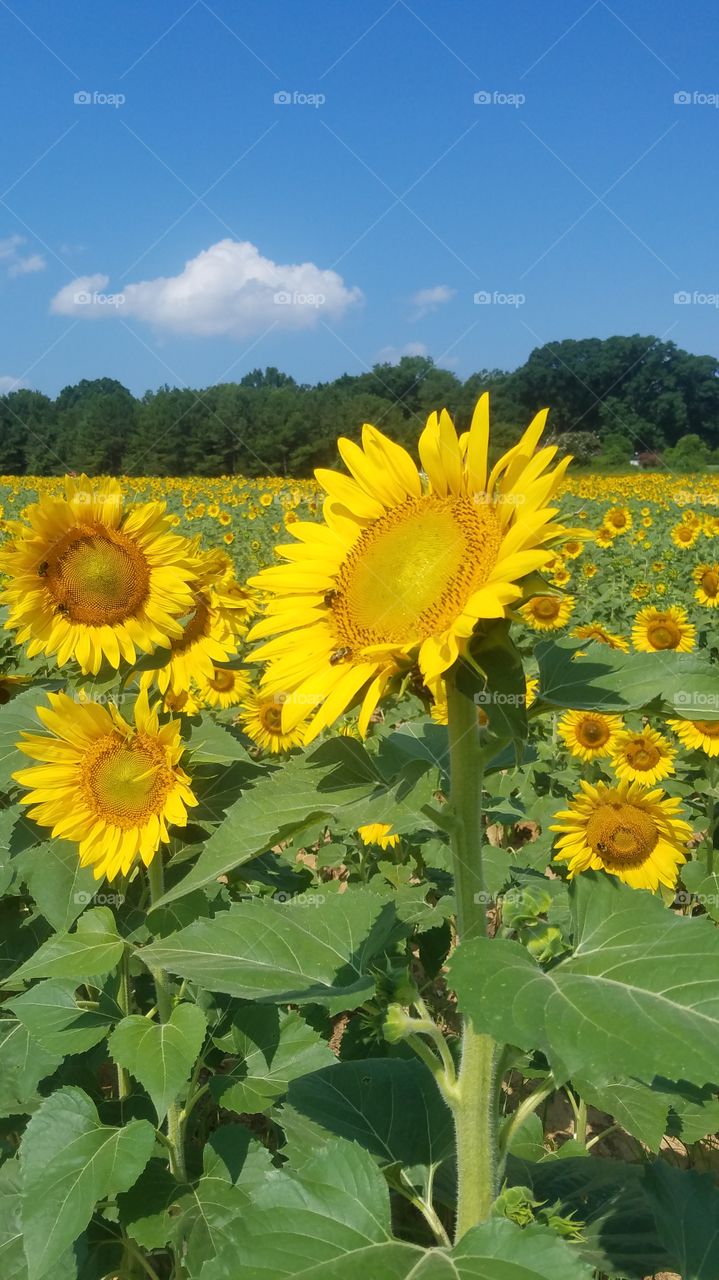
[13,689,197,881]
[198,664,251,709]
[357,822,400,850]
[519,594,575,632]
[551,779,691,890]
[609,726,676,784]
[693,563,719,608]
[237,690,308,753]
[668,716,719,758]
[248,396,574,742]
[558,709,623,761]
[572,623,629,652]
[632,606,696,653]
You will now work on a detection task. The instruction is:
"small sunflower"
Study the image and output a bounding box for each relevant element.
[237,690,307,753]
[693,563,719,608]
[520,594,575,631]
[249,395,574,742]
[357,822,400,850]
[13,689,197,880]
[671,523,700,550]
[604,507,632,535]
[594,527,615,549]
[632,606,696,653]
[551,779,690,891]
[668,717,719,758]
[198,665,251,709]
[141,589,237,697]
[609,726,676,784]
[0,475,201,674]
[572,623,629,652]
[558,709,623,761]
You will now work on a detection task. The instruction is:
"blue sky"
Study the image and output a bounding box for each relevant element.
[1,0,717,397]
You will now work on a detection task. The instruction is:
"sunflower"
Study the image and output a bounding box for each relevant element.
[594,527,615,549]
[561,538,584,560]
[519,594,575,631]
[604,507,632,535]
[248,396,573,742]
[668,717,719,758]
[13,689,197,880]
[0,475,201,674]
[551,779,690,890]
[0,674,28,704]
[357,822,400,850]
[141,589,237,697]
[198,665,251,709]
[693,563,719,608]
[671,523,700,550]
[572,623,629,652]
[632,606,696,653]
[237,690,308,753]
[558,709,623,761]
[609,726,676,784]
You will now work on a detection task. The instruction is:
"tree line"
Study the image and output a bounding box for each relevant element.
[2,335,718,477]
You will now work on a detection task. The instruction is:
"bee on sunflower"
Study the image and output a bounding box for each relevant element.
[248,395,574,742]
[551,779,691,891]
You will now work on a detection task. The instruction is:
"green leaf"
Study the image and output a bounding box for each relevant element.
[139,888,401,1012]
[8,979,120,1055]
[6,909,124,986]
[0,1019,62,1118]
[170,1176,252,1278]
[287,1058,454,1170]
[183,717,253,763]
[644,1162,719,1279]
[448,873,719,1089]
[116,1160,185,1251]
[0,689,50,791]
[536,637,719,714]
[155,738,433,907]
[0,1161,27,1280]
[108,1002,206,1121]
[20,1086,155,1280]
[19,841,97,932]
[571,1075,670,1151]
[211,1007,334,1114]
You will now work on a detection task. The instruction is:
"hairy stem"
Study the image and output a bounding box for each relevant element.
[147,856,187,1184]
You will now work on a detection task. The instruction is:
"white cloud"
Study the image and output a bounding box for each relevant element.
[50,239,362,338]
[0,375,29,393]
[409,284,456,319]
[0,235,46,277]
[377,342,429,363]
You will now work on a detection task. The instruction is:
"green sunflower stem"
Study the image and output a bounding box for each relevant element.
[147,855,188,1185]
[446,676,501,1241]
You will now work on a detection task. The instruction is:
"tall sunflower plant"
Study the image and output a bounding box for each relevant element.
[0,405,718,1279]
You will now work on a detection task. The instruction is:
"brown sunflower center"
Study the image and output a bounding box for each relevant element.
[608,511,628,528]
[701,570,719,596]
[208,666,235,692]
[695,720,719,738]
[586,801,658,868]
[172,596,212,654]
[44,524,150,626]
[81,732,172,829]
[577,717,610,748]
[647,619,681,650]
[260,701,284,733]
[533,597,563,621]
[624,739,661,770]
[329,495,502,650]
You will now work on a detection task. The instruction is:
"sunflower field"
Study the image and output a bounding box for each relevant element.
[0,399,718,1280]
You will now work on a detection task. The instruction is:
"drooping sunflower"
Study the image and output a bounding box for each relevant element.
[13,689,197,880]
[198,665,251,709]
[248,396,573,741]
[519,594,575,631]
[0,475,200,674]
[668,716,719,758]
[572,623,629,652]
[608,725,676,784]
[693,563,719,608]
[357,822,400,850]
[551,779,690,890]
[558,709,623,761]
[632,606,696,653]
[237,690,308,753]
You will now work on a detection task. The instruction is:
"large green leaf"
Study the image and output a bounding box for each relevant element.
[0,688,50,791]
[155,738,434,907]
[448,874,719,1088]
[139,888,401,1012]
[8,979,120,1055]
[644,1162,719,1279]
[20,1086,155,1280]
[108,1002,206,1121]
[0,1161,28,1280]
[287,1058,454,1170]
[211,1007,335,1114]
[536,637,719,714]
[5,908,124,987]
[18,841,97,932]
[0,1018,62,1118]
